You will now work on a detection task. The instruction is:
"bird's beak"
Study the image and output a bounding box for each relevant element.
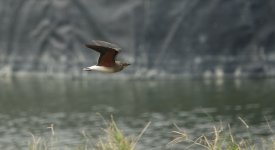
[122,63,130,67]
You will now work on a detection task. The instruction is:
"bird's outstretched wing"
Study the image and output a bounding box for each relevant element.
[85,40,120,67]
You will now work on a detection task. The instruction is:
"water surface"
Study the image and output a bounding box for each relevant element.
[0,76,275,149]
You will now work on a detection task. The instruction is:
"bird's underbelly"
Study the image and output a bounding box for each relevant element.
[88,65,122,73]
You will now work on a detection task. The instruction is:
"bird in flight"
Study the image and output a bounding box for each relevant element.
[83,40,130,73]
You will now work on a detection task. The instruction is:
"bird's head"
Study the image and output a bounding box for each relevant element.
[116,61,131,69]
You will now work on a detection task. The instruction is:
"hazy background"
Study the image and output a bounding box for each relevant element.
[1,1,275,150]
[1,0,275,77]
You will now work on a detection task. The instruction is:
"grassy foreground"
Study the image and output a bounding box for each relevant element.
[28,117,275,150]
[28,117,150,150]
[170,124,275,150]
[169,117,275,150]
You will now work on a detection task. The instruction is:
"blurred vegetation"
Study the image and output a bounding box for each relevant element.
[170,117,275,150]
[28,116,275,150]
[28,117,150,150]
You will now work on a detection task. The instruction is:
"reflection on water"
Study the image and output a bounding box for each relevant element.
[0,76,275,149]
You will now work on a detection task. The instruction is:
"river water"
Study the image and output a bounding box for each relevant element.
[0,76,275,149]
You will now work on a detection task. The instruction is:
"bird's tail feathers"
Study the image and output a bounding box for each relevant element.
[83,67,92,71]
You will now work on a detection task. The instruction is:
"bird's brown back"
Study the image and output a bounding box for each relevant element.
[85,41,120,67]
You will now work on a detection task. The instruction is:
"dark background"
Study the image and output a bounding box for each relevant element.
[1,0,275,77]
